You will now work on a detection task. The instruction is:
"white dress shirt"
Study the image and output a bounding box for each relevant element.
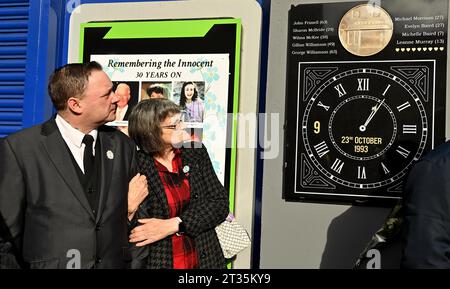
[115,105,129,121]
[55,114,98,173]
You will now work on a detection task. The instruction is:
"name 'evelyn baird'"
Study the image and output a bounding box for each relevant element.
[107,59,214,69]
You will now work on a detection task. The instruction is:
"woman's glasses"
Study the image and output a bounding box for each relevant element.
[161,119,183,130]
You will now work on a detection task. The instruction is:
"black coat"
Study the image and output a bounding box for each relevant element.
[0,118,137,269]
[130,143,229,269]
[0,213,21,269]
[402,141,450,268]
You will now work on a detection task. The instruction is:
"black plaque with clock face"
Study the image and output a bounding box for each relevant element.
[283,0,448,205]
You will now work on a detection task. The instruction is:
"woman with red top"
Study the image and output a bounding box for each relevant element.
[128,98,229,269]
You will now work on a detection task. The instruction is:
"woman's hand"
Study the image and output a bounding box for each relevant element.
[129,218,180,246]
[127,173,148,220]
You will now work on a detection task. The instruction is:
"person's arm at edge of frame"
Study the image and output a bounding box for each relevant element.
[401,158,450,268]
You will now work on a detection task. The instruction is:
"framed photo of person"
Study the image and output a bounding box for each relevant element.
[141,82,172,100]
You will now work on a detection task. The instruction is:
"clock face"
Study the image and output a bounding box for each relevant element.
[301,66,429,191]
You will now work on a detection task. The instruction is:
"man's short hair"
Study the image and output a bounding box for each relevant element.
[146,85,165,98]
[48,61,103,111]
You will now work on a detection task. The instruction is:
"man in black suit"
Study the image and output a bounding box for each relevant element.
[0,62,147,269]
[402,142,450,268]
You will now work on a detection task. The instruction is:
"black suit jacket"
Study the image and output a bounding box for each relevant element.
[130,143,229,269]
[402,141,450,268]
[0,213,21,268]
[0,118,137,268]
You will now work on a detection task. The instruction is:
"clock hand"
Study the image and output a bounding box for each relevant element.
[364,100,384,126]
[359,98,385,132]
[359,108,376,132]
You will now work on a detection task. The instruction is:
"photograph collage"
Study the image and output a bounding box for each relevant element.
[111,80,206,142]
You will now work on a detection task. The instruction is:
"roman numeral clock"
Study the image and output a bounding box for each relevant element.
[283,2,447,204]
[300,63,430,198]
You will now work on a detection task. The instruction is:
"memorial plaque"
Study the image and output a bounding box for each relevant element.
[283,0,448,205]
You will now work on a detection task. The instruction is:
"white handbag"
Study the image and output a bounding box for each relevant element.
[215,213,251,259]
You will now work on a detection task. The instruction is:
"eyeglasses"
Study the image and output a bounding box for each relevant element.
[161,119,183,130]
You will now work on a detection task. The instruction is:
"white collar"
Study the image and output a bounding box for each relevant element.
[55,114,98,148]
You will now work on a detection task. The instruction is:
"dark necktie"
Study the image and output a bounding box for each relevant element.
[82,134,95,176]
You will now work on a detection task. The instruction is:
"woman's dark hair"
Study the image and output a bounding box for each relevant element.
[179,81,198,108]
[128,99,181,154]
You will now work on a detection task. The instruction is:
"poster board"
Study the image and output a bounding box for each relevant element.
[80,18,241,203]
